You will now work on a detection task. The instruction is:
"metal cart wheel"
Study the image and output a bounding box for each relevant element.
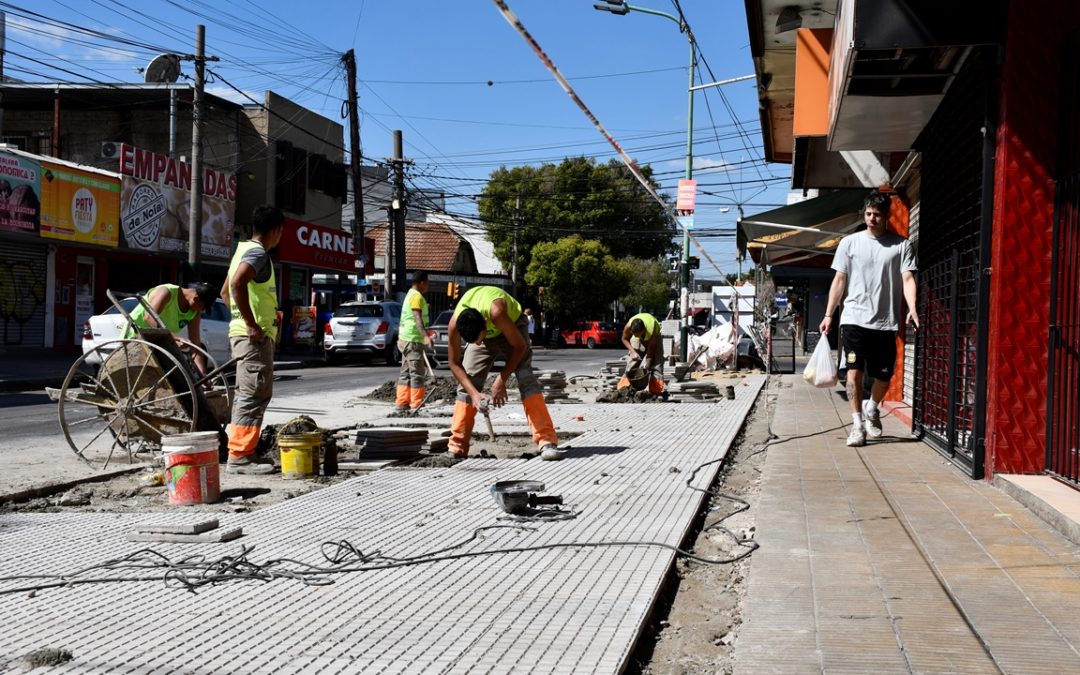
[176,337,234,414]
[58,338,199,469]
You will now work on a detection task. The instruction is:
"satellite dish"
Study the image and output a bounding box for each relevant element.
[144,54,181,83]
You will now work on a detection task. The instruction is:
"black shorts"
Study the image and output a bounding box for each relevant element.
[841,325,897,380]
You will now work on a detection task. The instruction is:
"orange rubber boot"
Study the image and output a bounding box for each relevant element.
[522,393,558,448]
[647,377,665,394]
[410,386,427,410]
[449,401,476,457]
[227,423,261,460]
[395,385,410,409]
[617,376,631,390]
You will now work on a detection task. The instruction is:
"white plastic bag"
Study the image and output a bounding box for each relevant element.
[803,337,838,388]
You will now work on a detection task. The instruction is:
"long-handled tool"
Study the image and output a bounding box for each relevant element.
[478,400,497,441]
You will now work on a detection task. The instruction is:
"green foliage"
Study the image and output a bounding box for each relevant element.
[478,156,674,275]
[525,236,631,316]
[618,258,672,314]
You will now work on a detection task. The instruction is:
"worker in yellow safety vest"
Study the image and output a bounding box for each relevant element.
[219,205,284,475]
[446,286,562,461]
[619,312,666,394]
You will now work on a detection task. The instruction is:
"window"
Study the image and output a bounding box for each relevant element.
[335,304,383,318]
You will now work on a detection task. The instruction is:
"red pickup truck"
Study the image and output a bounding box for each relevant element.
[559,321,618,349]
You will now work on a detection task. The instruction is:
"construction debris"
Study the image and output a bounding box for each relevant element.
[126,518,243,543]
[351,428,429,460]
[667,381,723,401]
[536,370,584,404]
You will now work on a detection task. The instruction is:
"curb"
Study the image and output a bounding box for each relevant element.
[0,465,148,505]
[0,360,323,393]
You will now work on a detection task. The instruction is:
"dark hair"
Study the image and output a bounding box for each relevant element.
[192,282,218,309]
[456,308,486,343]
[863,191,891,215]
[630,318,646,334]
[250,205,285,236]
[412,270,429,286]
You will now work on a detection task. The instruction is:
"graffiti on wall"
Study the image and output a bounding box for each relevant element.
[0,259,46,345]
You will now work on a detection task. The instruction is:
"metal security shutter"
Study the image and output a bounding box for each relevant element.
[0,240,48,348]
[912,50,995,478]
[1047,32,1080,486]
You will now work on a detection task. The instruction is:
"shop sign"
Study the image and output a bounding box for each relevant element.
[117,143,235,259]
[292,306,316,344]
[278,218,356,273]
[39,163,120,247]
[0,150,41,234]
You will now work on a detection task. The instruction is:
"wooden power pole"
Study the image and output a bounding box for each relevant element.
[342,49,366,300]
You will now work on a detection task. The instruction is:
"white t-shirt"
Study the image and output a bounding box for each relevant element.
[831,229,917,331]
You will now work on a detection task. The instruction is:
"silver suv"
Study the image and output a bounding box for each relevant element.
[323,301,402,365]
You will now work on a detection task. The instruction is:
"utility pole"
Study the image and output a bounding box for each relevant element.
[385,206,394,298]
[342,49,366,301]
[390,130,407,296]
[512,193,522,291]
[0,11,6,139]
[184,24,218,283]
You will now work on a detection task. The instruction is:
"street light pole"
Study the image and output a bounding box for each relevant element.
[594,1,696,361]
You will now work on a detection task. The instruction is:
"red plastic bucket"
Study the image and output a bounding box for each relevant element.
[162,432,220,506]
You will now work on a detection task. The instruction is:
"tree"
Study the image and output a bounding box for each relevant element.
[478,156,674,276]
[525,236,630,318]
[617,258,672,315]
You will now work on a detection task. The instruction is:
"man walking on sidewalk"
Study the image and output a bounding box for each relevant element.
[820,191,918,447]
[446,286,561,461]
[394,270,434,413]
[221,205,285,474]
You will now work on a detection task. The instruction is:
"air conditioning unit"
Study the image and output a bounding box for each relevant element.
[100,141,122,160]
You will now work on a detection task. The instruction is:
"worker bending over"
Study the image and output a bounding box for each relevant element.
[124,282,219,376]
[446,286,562,461]
[619,312,666,394]
[395,270,434,412]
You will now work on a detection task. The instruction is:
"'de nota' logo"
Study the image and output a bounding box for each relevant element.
[122,183,166,249]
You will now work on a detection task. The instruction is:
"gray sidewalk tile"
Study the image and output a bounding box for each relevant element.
[737,375,1080,674]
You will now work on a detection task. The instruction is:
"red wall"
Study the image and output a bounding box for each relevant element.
[985,2,1080,476]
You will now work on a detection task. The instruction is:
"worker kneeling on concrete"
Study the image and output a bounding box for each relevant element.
[447,286,562,461]
[619,313,666,395]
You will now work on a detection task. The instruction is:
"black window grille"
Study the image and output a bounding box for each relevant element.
[913,50,994,478]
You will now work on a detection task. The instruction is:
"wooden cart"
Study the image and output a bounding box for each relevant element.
[47,290,235,469]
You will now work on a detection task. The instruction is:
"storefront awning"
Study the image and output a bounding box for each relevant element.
[737,189,867,268]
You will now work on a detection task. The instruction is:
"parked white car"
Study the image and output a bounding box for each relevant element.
[323,301,402,365]
[81,296,232,366]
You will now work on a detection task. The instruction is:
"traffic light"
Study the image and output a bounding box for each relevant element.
[453,283,462,300]
[688,256,700,270]
[446,282,457,298]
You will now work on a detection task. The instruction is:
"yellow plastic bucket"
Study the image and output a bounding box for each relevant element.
[279,432,322,479]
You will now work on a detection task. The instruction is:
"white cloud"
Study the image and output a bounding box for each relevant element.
[664,156,734,172]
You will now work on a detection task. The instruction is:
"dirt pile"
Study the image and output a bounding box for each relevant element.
[366,375,515,405]
[596,388,666,403]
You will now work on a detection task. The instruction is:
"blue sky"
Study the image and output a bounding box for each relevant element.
[8,0,792,275]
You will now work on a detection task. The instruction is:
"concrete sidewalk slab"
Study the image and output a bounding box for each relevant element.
[737,376,1080,674]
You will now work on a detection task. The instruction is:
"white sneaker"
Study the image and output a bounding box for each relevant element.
[540,444,565,461]
[862,400,883,439]
[846,425,866,447]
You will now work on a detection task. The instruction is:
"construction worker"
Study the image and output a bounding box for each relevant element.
[394,270,434,413]
[619,312,665,394]
[124,282,218,376]
[220,205,284,475]
[446,286,561,460]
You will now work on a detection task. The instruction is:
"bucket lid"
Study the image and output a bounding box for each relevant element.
[162,431,219,444]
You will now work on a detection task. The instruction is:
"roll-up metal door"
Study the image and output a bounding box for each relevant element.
[912,50,995,479]
[0,240,48,348]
